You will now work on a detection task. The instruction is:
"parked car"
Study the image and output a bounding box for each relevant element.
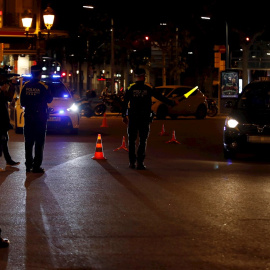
[151,85,208,119]
[9,75,80,134]
[223,80,270,158]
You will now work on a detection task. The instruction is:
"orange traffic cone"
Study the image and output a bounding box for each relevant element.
[114,136,129,152]
[92,134,107,160]
[159,124,169,136]
[100,113,108,127]
[166,130,180,144]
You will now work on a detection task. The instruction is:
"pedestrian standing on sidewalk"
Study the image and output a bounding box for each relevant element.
[122,68,177,170]
[0,73,20,171]
[20,65,53,173]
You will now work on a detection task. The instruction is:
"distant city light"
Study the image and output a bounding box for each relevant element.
[83,5,94,9]
[201,16,211,20]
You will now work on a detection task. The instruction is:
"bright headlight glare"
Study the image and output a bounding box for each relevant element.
[67,103,78,112]
[226,118,239,128]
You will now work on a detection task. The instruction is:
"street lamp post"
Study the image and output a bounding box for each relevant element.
[201,16,229,114]
[225,21,229,69]
[201,16,229,69]
[22,5,55,64]
[82,5,115,93]
[111,18,115,94]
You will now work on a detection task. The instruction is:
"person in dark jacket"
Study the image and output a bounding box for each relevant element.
[122,68,177,170]
[20,65,53,173]
[0,76,20,171]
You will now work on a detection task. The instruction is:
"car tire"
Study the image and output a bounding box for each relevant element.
[223,148,236,159]
[195,104,207,119]
[170,114,178,120]
[94,104,106,116]
[71,128,79,135]
[156,105,168,120]
[81,104,94,118]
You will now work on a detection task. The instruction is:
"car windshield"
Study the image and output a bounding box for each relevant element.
[47,82,71,98]
[238,83,270,110]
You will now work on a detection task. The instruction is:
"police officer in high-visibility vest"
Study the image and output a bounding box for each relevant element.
[122,68,177,170]
[20,65,53,173]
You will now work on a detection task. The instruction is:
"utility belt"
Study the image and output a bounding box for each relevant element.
[24,108,48,121]
[25,107,48,114]
[128,110,155,123]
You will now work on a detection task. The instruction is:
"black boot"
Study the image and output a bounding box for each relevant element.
[137,163,146,170]
[0,229,10,248]
[129,163,136,169]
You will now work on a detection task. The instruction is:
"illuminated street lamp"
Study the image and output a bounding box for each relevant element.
[22,10,33,36]
[201,16,229,69]
[22,5,55,35]
[22,5,55,63]
[83,5,94,9]
[43,6,55,33]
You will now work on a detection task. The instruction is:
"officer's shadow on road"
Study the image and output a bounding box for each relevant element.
[96,161,167,220]
[0,166,20,187]
[23,173,76,268]
[0,247,9,270]
[24,171,43,189]
[0,166,19,269]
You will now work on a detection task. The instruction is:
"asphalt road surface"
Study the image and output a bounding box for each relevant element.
[1,116,270,270]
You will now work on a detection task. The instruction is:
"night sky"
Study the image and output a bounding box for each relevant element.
[44,0,268,28]
[43,0,270,45]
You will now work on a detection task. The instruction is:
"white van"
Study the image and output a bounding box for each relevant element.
[9,75,80,134]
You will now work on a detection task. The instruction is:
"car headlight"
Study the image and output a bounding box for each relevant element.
[225,117,239,128]
[67,103,78,112]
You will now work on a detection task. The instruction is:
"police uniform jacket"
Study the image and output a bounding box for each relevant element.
[20,79,53,120]
[122,81,175,120]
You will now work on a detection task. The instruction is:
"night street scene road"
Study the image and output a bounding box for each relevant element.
[1,116,270,270]
[2,0,270,269]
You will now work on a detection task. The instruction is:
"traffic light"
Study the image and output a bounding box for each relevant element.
[145,36,149,41]
[61,71,67,82]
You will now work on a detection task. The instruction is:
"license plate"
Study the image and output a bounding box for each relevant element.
[48,117,60,122]
[247,135,270,143]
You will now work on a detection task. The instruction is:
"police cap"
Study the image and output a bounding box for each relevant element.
[134,68,146,76]
[31,65,42,73]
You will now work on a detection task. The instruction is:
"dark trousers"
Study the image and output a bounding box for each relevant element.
[128,118,150,164]
[24,116,47,169]
[0,131,12,162]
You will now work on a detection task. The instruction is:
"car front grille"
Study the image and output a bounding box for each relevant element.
[240,124,270,135]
